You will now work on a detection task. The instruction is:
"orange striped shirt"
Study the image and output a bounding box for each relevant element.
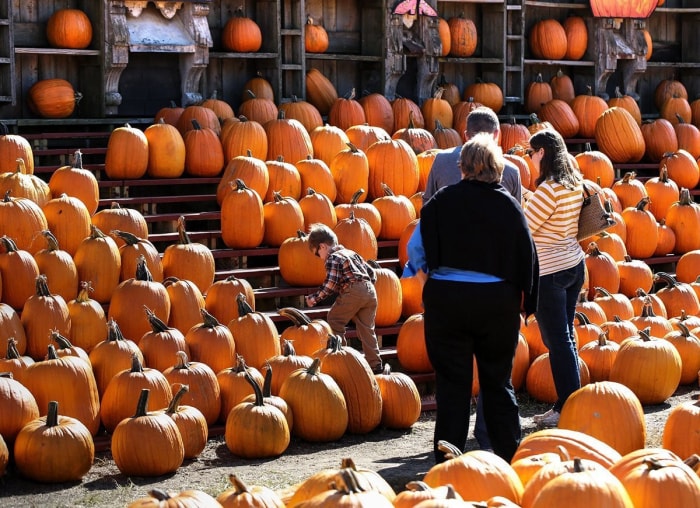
[524,180,585,276]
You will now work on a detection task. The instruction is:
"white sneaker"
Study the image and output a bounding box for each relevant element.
[533,409,560,427]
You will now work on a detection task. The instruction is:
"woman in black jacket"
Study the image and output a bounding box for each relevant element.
[405,133,539,463]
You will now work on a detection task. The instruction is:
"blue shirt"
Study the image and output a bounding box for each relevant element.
[402,225,504,283]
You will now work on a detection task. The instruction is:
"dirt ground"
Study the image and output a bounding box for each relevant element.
[1,385,696,507]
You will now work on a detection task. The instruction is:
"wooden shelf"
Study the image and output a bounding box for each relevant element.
[15,47,101,56]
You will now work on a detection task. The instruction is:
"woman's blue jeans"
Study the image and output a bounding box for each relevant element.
[535,259,586,412]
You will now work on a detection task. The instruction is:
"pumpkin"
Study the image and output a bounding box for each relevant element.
[526,352,590,404]
[91,202,149,249]
[183,306,237,373]
[217,474,286,507]
[666,188,700,254]
[221,116,268,164]
[305,68,338,116]
[312,334,382,434]
[21,275,71,361]
[299,187,337,231]
[328,88,366,132]
[163,351,221,426]
[578,331,620,382]
[609,327,681,404]
[262,191,304,246]
[200,90,234,121]
[525,73,553,114]
[550,69,576,105]
[228,293,281,372]
[153,101,184,127]
[423,443,524,503]
[612,171,648,211]
[163,277,205,335]
[42,193,91,258]
[558,381,645,455]
[0,159,50,208]
[330,143,370,205]
[617,255,654,297]
[608,87,642,125]
[239,90,279,126]
[594,107,646,163]
[662,398,700,458]
[144,119,186,179]
[512,427,622,467]
[111,389,184,476]
[365,138,419,200]
[0,371,40,443]
[661,149,700,190]
[575,143,615,189]
[88,319,143,396]
[46,9,92,49]
[13,400,94,483]
[375,364,421,430]
[262,338,315,396]
[663,322,700,385]
[310,124,351,168]
[216,355,264,424]
[358,93,394,134]
[104,123,149,179]
[463,79,504,113]
[584,242,620,300]
[162,384,209,460]
[563,15,588,60]
[265,110,314,163]
[100,352,173,433]
[0,338,34,384]
[0,122,34,174]
[334,210,378,262]
[538,99,580,139]
[279,230,327,287]
[112,230,163,283]
[305,16,329,53]
[529,18,567,60]
[48,150,100,214]
[571,87,609,138]
[183,119,225,177]
[423,88,454,132]
[225,370,290,458]
[279,95,324,133]
[222,8,262,52]
[447,13,477,57]
[278,357,348,442]
[437,18,451,56]
[27,79,81,119]
[139,307,189,371]
[24,344,101,435]
[221,179,265,249]
[653,271,700,318]
[162,217,215,294]
[621,197,659,259]
[0,236,40,311]
[204,274,255,325]
[129,489,220,507]
[674,115,700,159]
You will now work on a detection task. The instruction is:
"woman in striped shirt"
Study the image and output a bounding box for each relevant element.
[524,129,585,428]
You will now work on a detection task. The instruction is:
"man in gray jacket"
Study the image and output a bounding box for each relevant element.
[423,106,523,205]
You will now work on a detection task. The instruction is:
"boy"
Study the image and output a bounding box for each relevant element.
[304,223,383,374]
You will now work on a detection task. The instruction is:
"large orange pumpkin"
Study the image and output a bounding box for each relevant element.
[447,14,477,58]
[27,79,81,119]
[46,9,93,49]
[221,8,262,52]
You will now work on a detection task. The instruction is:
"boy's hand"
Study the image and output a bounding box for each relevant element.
[304,295,314,307]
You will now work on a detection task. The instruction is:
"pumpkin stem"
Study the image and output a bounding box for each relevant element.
[165,383,189,415]
[262,364,273,397]
[129,352,145,373]
[111,230,143,246]
[46,400,60,428]
[46,343,59,360]
[227,474,251,494]
[5,338,21,360]
[244,368,265,407]
[199,308,222,329]
[133,388,151,418]
[0,235,18,253]
[279,307,312,326]
[40,230,61,251]
[51,330,76,351]
[145,306,170,333]
[175,216,192,245]
[236,293,255,317]
[34,274,52,298]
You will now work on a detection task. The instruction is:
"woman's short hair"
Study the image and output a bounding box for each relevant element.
[459,133,504,184]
